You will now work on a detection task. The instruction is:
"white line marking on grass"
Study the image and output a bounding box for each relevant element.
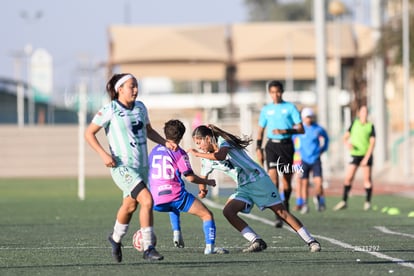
[374,226,414,239]
[203,199,414,270]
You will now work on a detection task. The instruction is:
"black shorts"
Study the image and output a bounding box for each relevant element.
[265,139,294,174]
[350,155,373,166]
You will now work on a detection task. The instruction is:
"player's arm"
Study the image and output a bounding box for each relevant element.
[184,173,213,199]
[320,128,330,154]
[85,123,115,167]
[146,123,177,150]
[185,173,216,188]
[273,122,304,135]
[362,126,376,165]
[343,130,352,151]
[343,121,354,150]
[256,126,265,166]
[188,146,228,161]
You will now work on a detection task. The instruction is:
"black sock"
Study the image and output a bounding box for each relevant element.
[365,187,372,202]
[343,185,351,202]
[283,189,292,212]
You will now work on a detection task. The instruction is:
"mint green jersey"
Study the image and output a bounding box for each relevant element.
[92,100,150,170]
[200,137,267,186]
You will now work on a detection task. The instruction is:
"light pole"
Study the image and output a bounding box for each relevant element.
[402,0,411,176]
[11,50,26,128]
[20,10,43,125]
[328,0,346,168]
[329,0,345,96]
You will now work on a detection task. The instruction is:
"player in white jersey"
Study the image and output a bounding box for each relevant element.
[85,73,177,262]
[187,124,321,253]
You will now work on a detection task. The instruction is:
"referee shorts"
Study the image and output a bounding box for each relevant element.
[265,139,294,174]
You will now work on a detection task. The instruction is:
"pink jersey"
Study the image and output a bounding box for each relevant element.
[148,144,193,205]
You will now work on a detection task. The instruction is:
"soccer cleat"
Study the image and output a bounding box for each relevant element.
[300,204,309,214]
[363,201,371,211]
[313,196,326,212]
[333,200,347,211]
[204,246,230,255]
[275,216,283,228]
[308,240,321,252]
[173,231,185,248]
[318,202,326,212]
[143,246,164,261]
[242,239,267,253]
[293,204,303,211]
[108,233,123,263]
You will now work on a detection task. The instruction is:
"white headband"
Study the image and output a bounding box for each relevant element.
[114,74,134,92]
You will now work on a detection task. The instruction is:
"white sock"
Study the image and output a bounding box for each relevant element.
[141,226,154,251]
[297,227,313,244]
[112,220,128,243]
[205,243,214,252]
[241,226,260,242]
[173,230,181,240]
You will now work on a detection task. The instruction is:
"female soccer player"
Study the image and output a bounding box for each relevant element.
[187,124,321,253]
[85,73,175,262]
[148,119,228,255]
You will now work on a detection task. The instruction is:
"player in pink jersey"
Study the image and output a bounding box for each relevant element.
[148,119,228,255]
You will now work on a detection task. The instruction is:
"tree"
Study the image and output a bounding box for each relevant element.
[380,2,414,71]
[244,0,313,21]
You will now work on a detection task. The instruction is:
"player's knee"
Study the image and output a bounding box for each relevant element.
[139,196,153,210]
[201,209,214,221]
[123,200,138,214]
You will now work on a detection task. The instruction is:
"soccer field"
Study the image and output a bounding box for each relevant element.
[0,178,413,275]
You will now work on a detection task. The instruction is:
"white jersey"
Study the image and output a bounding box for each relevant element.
[92,100,149,169]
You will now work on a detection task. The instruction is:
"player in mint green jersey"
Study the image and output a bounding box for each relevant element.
[85,73,177,263]
[187,124,321,253]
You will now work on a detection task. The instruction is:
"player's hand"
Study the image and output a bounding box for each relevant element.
[103,154,116,168]
[206,179,216,187]
[165,140,178,151]
[344,141,353,151]
[360,157,368,166]
[198,189,208,198]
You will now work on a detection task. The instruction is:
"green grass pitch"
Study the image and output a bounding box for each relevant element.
[0,178,413,275]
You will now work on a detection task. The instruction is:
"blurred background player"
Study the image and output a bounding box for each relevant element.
[85,73,175,262]
[292,135,305,212]
[333,105,376,211]
[256,80,304,227]
[188,124,321,253]
[148,119,228,255]
[294,107,329,213]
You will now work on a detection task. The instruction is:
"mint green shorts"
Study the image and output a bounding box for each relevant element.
[229,174,282,213]
[110,166,148,198]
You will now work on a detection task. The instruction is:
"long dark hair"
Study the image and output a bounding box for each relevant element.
[106,73,135,100]
[192,124,252,150]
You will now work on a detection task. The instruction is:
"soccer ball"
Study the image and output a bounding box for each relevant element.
[132,229,157,252]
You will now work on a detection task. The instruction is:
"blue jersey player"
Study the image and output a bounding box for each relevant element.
[148,119,227,255]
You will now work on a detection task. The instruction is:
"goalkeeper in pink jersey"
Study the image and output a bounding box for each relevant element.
[148,119,228,255]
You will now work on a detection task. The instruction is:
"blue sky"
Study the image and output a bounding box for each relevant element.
[1,0,368,94]
[1,0,247,90]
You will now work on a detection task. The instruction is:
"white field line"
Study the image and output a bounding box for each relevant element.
[374,226,414,239]
[203,199,414,270]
